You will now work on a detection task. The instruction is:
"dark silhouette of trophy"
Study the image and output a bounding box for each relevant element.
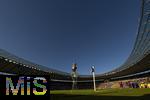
[71,63,78,90]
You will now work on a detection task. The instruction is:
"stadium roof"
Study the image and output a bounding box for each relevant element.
[0,48,70,76]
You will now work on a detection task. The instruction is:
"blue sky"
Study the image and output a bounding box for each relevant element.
[0,0,140,75]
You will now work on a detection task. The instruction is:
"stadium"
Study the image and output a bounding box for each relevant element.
[0,0,150,100]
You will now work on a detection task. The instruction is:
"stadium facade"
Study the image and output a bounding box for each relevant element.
[0,0,150,89]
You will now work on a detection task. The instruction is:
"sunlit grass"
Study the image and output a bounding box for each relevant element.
[51,88,150,96]
[51,88,150,100]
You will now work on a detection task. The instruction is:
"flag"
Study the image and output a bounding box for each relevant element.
[91,66,95,73]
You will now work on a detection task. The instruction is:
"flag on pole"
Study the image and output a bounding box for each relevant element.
[91,66,96,91]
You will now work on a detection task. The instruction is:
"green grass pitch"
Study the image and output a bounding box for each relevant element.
[51,88,150,100]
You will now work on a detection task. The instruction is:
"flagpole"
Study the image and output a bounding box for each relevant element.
[92,66,96,91]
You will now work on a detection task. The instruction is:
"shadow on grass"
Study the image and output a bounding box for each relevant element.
[51,94,150,100]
